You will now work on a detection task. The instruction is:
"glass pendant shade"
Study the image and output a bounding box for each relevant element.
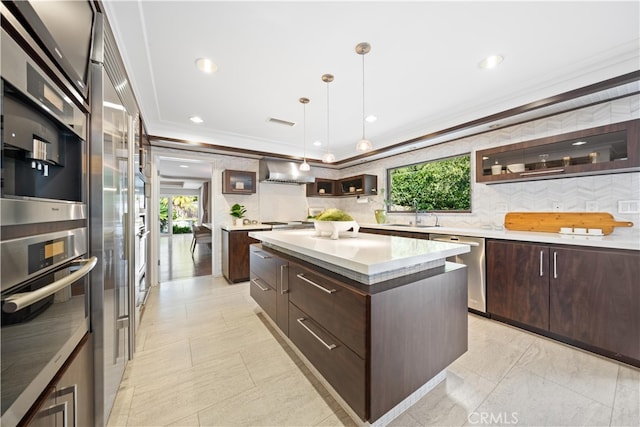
[357,138,372,152]
[299,160,311,171]
[322,152,336,163]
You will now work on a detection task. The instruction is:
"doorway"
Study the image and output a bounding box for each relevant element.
[158,195,210,282]
[149,152,214,285]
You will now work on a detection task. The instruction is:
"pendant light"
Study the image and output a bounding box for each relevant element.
[356,42,372,152]
[299,97,311,171]
[321,74,336,163]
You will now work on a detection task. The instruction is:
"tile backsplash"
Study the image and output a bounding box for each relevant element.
[335,94,640,233]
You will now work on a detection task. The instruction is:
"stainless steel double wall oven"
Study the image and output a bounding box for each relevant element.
[1,11,94,425]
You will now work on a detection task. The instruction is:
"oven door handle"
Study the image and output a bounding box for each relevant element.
[2,256,98,314]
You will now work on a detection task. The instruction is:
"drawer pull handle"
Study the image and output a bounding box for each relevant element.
[254,252,272,259]
[251,279,269,292]
[539,250,544,277]
[296,274,336,294]
[297,317,336,350]
[280,264,289,294]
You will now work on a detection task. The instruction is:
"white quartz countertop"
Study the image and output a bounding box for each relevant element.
[220,223,272,231]
[249,229,469,280]
[359,223,640,251]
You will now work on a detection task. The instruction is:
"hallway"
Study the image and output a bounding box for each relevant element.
[159,234,212,283]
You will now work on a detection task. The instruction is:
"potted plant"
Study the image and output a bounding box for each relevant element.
[230,203,247,226]
[314,208,359,239]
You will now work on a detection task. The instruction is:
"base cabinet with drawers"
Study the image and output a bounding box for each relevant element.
[223,228,269,283]
[487,239,640,365]
[250,243,468,423]
[249,245,289,333]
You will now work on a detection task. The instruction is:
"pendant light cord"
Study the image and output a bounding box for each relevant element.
[303,102,307,161]
[326,81,331,153]
[361,53,366,139]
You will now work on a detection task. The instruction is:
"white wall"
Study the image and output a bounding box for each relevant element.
[334,94,640,236]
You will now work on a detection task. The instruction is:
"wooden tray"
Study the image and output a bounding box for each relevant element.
[504,212,634,235]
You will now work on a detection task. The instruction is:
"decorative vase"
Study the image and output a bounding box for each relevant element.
[234,218,244,226]
[374,209,387,224]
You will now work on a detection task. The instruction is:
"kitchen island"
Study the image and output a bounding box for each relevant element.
[248,229,470,426]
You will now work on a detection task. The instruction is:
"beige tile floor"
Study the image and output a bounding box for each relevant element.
[108,275,639,427]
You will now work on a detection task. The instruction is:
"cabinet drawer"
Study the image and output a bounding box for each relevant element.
[250,274,276,321]
[288,263,367,358]
[250,245,277,286]
[289,303,366,419]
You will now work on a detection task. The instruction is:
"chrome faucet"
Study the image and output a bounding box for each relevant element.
[430,212,440,227]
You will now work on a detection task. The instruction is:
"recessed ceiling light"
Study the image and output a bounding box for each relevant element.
[572,141,587,146]
[479,54,504,69]
[179,165,189,168]
[189,116,203,124]
[195,57,218,74]
[313,140,322,146]
[365,115,377,123]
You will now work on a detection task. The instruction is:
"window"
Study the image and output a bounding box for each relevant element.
[386,154,471,212]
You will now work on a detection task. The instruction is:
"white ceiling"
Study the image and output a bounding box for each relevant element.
[103,1,639,169]
[158,155,213,189]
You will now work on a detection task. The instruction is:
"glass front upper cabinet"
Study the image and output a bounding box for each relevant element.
[476,119,639,183]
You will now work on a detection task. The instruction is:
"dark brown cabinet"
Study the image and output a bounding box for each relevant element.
[476,119,639,184]
[487,239,640,364]
[288,303,366,417]
[549,246,640,361]
[249,245,289,333]
[487,240,549,330]
[287,262,368,419]
[305,178,335,196]
[337,174,377,196]
[222,170,256,194]
[288,262,367,358]
[306,174,377,197]
[249,245,467,422]
[222,229,266,283]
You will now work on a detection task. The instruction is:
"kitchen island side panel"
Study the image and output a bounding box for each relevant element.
[369,263,468,421]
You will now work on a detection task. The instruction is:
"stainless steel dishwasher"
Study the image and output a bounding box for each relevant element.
[430,234,486,314]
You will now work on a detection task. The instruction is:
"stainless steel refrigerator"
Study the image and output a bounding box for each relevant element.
[90,13,137,426]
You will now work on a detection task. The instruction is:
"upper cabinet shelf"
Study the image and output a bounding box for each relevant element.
[476,119,639,184]
[222,170,256,194]
[307,174,377,197]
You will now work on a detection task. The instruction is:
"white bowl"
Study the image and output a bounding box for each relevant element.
[507,163,525,173]
[314,220,359,240]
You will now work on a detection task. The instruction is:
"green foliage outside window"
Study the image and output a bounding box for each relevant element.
[160,195,200,233]
[387,154,471,212]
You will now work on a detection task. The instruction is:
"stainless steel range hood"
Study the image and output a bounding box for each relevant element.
[259,159,315,184]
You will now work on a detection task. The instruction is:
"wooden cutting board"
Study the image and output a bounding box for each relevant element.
[504,212,634,235]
